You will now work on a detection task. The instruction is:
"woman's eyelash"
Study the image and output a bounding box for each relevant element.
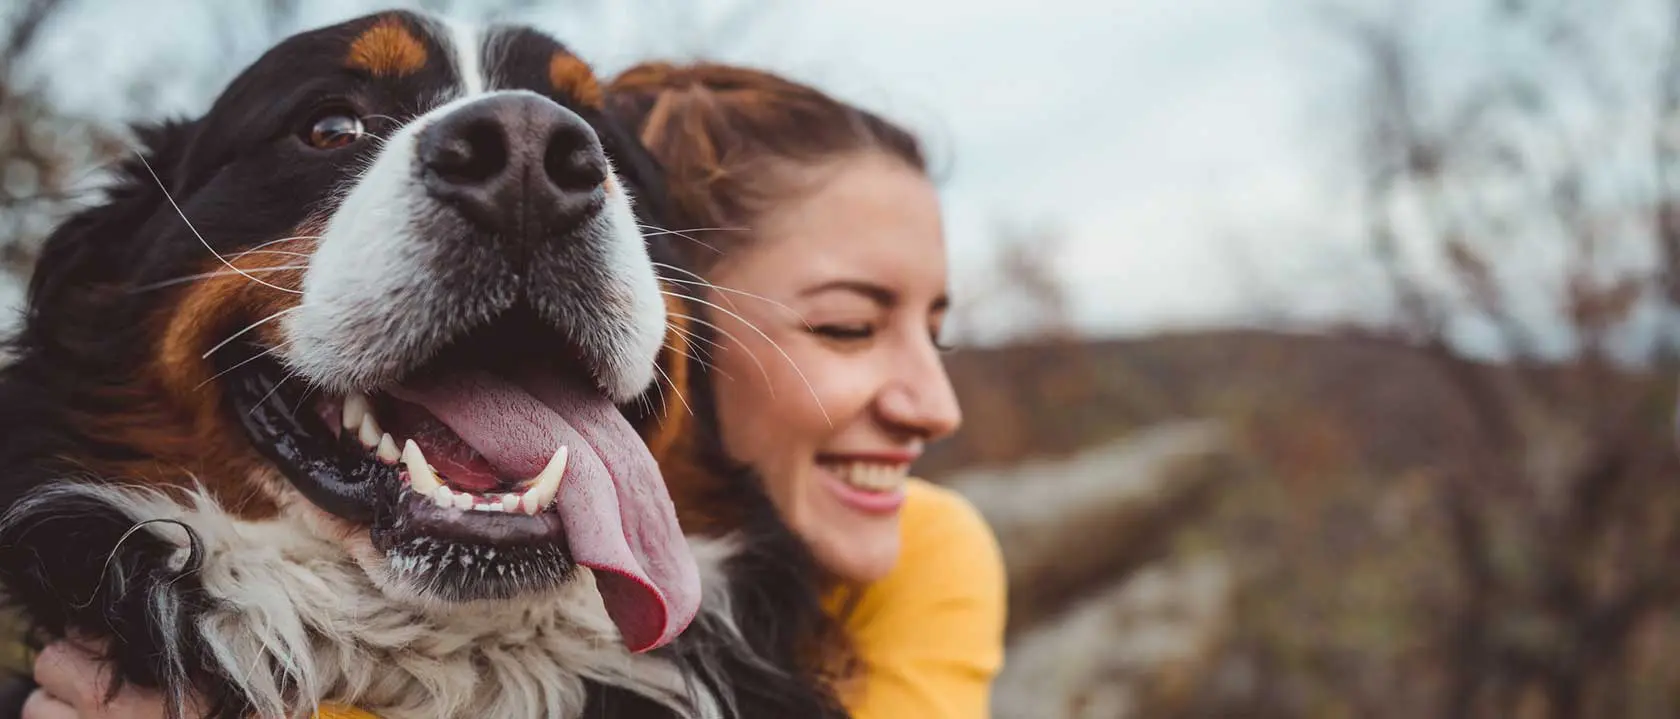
[812,324,873,340]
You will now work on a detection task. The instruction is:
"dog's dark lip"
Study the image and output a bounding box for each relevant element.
[386,490,570,548]
[225,347,390,523]
[217,341,575,553]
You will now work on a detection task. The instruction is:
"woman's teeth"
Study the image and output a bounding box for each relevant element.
[829,462,909,493]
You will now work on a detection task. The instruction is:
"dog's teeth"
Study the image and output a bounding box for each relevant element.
[343,393,368,432]
[452,492,474,511]
[358,412,382,449]
[519,492,541,515]
[403,440,442,496]
[377,433,400,464]
[520,445,568,510]
[501,494,521,512]
[435,484,456,508]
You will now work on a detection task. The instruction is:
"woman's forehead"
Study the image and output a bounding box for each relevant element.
[732,155,947,290]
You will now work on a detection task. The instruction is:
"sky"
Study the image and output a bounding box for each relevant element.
[11,0,1654,353]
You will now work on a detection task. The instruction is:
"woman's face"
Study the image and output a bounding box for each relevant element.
[701,151,962,584]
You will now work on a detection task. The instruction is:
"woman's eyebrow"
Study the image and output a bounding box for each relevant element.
[799,279,896,307]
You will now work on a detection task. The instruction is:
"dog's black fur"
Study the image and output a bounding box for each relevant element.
[0,10,849,719]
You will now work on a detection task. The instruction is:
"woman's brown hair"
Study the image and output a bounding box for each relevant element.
[605,61,927,273]
[604,61,929,710]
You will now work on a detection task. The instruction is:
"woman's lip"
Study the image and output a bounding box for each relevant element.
[818,466,908,516]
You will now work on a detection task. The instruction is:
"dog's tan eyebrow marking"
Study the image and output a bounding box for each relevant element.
[548,52,603,109]
[346,17,428,77]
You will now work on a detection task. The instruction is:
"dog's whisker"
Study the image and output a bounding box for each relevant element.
[669,309,780,403]
[651,363,694,418]
[655,261,751,319]
[663,290,831,427]
[201,307,300,361]
[228,249,313,260]
[196,341,291,390]
[637,225,723,254]
[637,224,749,233]
[290,383,322,419]
[128,147,303,295]
[247,371,297,420]
[131,266,312,294]
[666,324,733,380]
[662,334,733,383]
[638,225,751,252]
[227,235,323,260]
[655,270,806,326]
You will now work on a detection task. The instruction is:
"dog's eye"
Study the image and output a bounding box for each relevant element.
[304,110,365,150]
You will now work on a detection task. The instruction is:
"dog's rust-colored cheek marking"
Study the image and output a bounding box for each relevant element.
[95,234,318,518]
[647,292,693,463]
[549,52,604,110]
[346,17,428,78]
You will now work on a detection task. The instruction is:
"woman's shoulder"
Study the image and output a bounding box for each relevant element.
[836,479,1008,717]
[900,479,1001,565]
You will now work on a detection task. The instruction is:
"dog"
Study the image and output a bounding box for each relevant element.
[0,10,849,719]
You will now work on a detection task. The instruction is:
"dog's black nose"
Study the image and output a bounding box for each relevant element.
[418,93,608,235]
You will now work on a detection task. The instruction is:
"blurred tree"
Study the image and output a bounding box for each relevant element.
[0,0,115,282]
[1319,0,1680,716]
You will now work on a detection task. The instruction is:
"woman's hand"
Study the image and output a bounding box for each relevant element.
[22,639,176,719]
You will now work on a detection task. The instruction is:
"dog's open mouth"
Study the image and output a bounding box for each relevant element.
[218,308,691,651]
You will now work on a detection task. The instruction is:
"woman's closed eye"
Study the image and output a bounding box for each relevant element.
[811,323,875,343]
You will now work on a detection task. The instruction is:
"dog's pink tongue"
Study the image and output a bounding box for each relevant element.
[386,371,700,653]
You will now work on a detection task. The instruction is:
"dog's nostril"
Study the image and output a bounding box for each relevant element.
[428,119,507,185]
[544,124,607,192]
[418,94,608,237]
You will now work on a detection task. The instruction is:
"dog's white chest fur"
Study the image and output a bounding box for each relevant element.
[70,486,717,719]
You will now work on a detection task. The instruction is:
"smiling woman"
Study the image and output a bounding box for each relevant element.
[606,62,1008,718]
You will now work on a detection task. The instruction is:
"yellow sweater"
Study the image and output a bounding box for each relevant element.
[828,478,1009,718]
[317,479,1008,719]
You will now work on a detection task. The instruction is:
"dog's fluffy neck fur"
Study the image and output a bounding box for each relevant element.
[11,483,723,719]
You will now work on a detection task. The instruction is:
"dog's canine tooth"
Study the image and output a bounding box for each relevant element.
[342,392,369,432]
[402,439,442,496]
[523,445,568,510]
[377,433,400,464]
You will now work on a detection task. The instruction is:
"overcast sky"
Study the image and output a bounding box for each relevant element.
[16,0,1650,352]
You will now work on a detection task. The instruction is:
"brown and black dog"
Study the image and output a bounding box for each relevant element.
[0,10,847,719]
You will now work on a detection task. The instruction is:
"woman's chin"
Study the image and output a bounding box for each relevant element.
[806,511,904,584]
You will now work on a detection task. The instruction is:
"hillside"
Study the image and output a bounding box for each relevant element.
[921,328,1662,478]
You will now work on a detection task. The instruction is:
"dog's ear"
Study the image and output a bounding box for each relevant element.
[22,119,198,323]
